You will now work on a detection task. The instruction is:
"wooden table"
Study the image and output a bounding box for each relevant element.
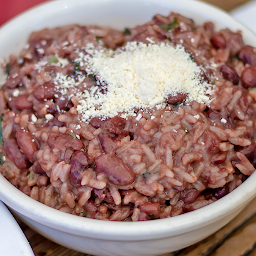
[11,0,256,255]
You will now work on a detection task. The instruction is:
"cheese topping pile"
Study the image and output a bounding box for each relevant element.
[74,42,214,120]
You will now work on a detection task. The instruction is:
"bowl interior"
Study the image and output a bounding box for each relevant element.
[0,0,256,241]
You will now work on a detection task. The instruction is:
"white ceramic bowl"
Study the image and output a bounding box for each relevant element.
[1,1,256,255]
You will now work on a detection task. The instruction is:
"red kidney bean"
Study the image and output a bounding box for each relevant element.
[69,151,88,186]
[33,82,56,101]
[220,64,239,85]
[16,129,38,163]
[103,116,128,135]
[90,117,107,129]
[206,109,234,129]
[241,66,256,88]
[238,45,256,65]
[47,132,83,151]
[183,189,201,204]
[7,97,17,111]
[95,153,135,186]
[139,202,160,218]
[15,94,33,110]
[203,129,221,155]
[4,138,30,169]
[5,75,22,89]
[55,95,73,111]
[69,159,85,186]
[98,133,118,153]
[214,185,229,199]
[70,150,88,166]
[211,152,227,164]
[31,161,46,175]
[167,93,187,104]
[210,33,226,49]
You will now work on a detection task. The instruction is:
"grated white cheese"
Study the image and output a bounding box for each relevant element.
[146,38,155,44]
[12,89,20,97]
[31,114,37,123]
[37,48,45,54]
[221,118,227,124]
[58,57,69,68]
[45,114,54,120]
[136,113,142,121]
[74,42,213,120]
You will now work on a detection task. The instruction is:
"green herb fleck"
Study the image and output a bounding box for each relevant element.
[5,171,8,176]
[185,128,189,134]
[29,172,33,180]
[148,214,160,220]
[142,169,151,179]
[160,17,179,31]
[6,63,11,77]
[79,212,84,216]
[96,37,101,42]
[88,74,96,81]
[0,152,4,166]
[73,61,80,76]
[173,102,185,108]
[173,102,181,108]
[0,114,4,146]
[124,28,131,35]
[149,214,155,220]
[154,170,159,174]
[249,86,256,90]
[234,54,240,60]
[189,55,194,61]
[48,55,58,64]
[70,133,76,138]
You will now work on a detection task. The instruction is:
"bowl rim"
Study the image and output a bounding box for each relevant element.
[0,0,256,241]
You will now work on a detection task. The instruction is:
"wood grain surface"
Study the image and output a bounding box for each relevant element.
[9,0,256,256]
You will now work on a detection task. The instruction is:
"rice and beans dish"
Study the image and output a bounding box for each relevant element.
[1,12,256,221]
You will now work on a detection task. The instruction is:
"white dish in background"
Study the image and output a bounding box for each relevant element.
[0,201,34,256]
[1,1,256,256]
[230,0,256,34]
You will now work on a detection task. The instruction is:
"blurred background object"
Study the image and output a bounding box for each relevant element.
[1,0,256,256]
[231,0,256,33]
[0,0,49,26]
[0,0,253,26]
[203,0,251,11]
